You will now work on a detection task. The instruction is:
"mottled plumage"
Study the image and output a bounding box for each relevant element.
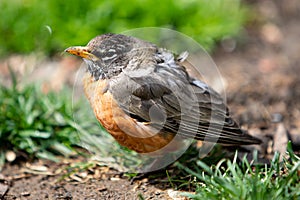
[65,33,261,153]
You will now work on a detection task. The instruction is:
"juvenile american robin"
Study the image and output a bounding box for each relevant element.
[65,33,261,154]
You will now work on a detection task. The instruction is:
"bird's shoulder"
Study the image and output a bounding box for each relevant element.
[107,48,225,121]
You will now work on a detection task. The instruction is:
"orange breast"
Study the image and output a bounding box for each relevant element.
[82,74,176,153]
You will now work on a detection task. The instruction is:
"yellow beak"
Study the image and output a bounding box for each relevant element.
[64,46,99,61]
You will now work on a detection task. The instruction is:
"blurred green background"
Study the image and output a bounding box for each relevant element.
[0,0,248,57]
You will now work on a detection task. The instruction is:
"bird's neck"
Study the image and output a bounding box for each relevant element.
[84,59,106,80]
[84,59,127,81]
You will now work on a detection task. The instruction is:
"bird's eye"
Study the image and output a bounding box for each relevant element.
[105,51,116,57]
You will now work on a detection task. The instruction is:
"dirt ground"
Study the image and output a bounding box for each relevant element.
[1,0,300,199]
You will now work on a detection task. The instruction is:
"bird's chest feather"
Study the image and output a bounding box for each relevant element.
[82,74,176,153]
[83,74,126,132]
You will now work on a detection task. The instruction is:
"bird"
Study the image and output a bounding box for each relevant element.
[65,33,261,154]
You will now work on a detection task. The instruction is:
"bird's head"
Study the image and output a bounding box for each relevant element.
[65,33,156,80]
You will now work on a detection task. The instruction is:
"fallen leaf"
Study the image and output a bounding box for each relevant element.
[25,163,48,172]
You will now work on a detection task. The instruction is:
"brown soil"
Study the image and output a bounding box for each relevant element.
[1,1,300,199]
[1,159,172,199]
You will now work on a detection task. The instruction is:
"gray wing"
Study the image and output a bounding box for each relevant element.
[108,57,261,145]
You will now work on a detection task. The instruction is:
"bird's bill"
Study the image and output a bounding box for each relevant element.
[64,46,98,61]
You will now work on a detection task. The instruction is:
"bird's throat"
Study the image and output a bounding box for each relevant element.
[84,59,106,81]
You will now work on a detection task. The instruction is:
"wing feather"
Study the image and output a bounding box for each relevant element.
[108,55,261,145]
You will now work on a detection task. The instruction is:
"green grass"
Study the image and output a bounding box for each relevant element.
[0,0,249,56]
[0,70,81,164]
[174,142,300,200]
[0,68,141,170]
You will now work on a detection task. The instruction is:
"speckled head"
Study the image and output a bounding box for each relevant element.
[65,33,156,80]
